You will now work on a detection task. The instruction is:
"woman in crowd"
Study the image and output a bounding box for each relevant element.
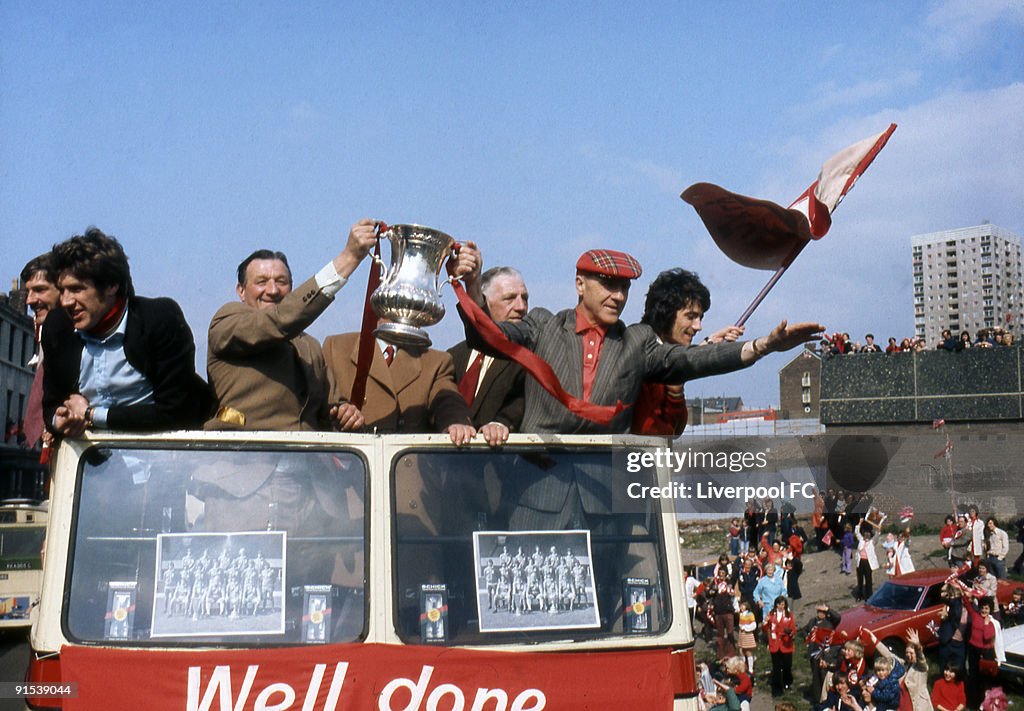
[712,566,738,659]
[722,655,753,709]
[972,560,999,603]
[763,595,796,697]
[954,582,1000,707]
[930,665,965,711]
[855,521,880,601]
[816,675,861,711]
[713,553,733,579]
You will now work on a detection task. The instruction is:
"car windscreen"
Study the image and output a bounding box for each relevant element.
[64,446,367,646]
[867,582,925,610]
[391,448,672,645]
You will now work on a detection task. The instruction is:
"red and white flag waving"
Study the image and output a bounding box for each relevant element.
[681,123,896,271]
[789,124,897,238]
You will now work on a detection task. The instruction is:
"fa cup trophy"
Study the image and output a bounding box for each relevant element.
[370,224,457,347]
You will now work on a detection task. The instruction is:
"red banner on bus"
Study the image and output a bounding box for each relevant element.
[61,642,675,710]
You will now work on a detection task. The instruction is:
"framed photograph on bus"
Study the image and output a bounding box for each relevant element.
[473,530,599,633]
[151,531,286,638]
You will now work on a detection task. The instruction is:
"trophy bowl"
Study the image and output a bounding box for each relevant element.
[370,224,456,347]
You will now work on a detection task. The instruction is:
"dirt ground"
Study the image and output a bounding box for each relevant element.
[679,522,1024,710]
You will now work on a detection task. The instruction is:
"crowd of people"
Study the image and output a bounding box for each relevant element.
[821,327,1017,357]
[692,497,1024,711]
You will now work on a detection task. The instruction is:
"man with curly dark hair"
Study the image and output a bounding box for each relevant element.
[632,268,744,435]
[42,227,211,436]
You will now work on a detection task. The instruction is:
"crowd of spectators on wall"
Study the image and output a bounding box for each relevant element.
[820,327,1016,357]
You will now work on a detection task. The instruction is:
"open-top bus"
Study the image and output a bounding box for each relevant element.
[25,431,698,710]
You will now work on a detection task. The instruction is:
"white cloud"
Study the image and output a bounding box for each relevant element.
[925,0,1024,55]
[798,70,922,113]
[288,101,326,122]
[678,82,1024,405]
[577,143,683,195]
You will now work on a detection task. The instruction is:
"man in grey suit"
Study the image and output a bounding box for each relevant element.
[455,244,822,437]
[452,244,822,631]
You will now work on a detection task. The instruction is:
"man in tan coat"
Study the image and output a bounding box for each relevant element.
[322,331,474,440]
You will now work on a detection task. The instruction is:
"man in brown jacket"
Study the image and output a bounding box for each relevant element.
[205,219,377,431]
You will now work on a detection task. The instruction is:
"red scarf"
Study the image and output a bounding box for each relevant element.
[87,296,127,337]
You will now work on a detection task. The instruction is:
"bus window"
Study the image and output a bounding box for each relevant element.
[391,447,672,645]
[64,446,367,646]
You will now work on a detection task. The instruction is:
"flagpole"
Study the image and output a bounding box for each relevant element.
[734,241,808,327]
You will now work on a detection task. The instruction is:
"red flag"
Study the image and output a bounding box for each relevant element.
[682,124,897,270]
[788,124,897,238]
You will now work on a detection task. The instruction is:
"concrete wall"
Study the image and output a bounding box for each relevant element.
[820,346,1023,425]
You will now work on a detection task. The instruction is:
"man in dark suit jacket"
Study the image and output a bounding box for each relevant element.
[42,228,210,435]
[448,266,528,440]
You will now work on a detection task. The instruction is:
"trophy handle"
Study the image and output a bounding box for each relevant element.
[372,221,391,282]
[438,242,461,294]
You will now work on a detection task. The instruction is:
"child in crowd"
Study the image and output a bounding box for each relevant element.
[737,598,758,677]
[881,532,897,577]
[930,664,965,711]
[840,523,855,575]
[739,517,750,556]
[723,656,753,708]
[729,518,742,557]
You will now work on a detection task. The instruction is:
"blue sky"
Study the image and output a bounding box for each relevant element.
[3,1,1023,407]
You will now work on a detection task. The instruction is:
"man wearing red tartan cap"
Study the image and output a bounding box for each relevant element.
[454,243,822,437]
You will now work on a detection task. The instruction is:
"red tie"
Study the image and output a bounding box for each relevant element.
[24,361,45,447]
[459,352,485,406]
[383,345,395,366]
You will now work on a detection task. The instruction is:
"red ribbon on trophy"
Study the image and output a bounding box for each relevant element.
[451,279,624,426]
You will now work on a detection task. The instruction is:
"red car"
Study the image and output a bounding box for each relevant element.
[830,567,1018,656]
